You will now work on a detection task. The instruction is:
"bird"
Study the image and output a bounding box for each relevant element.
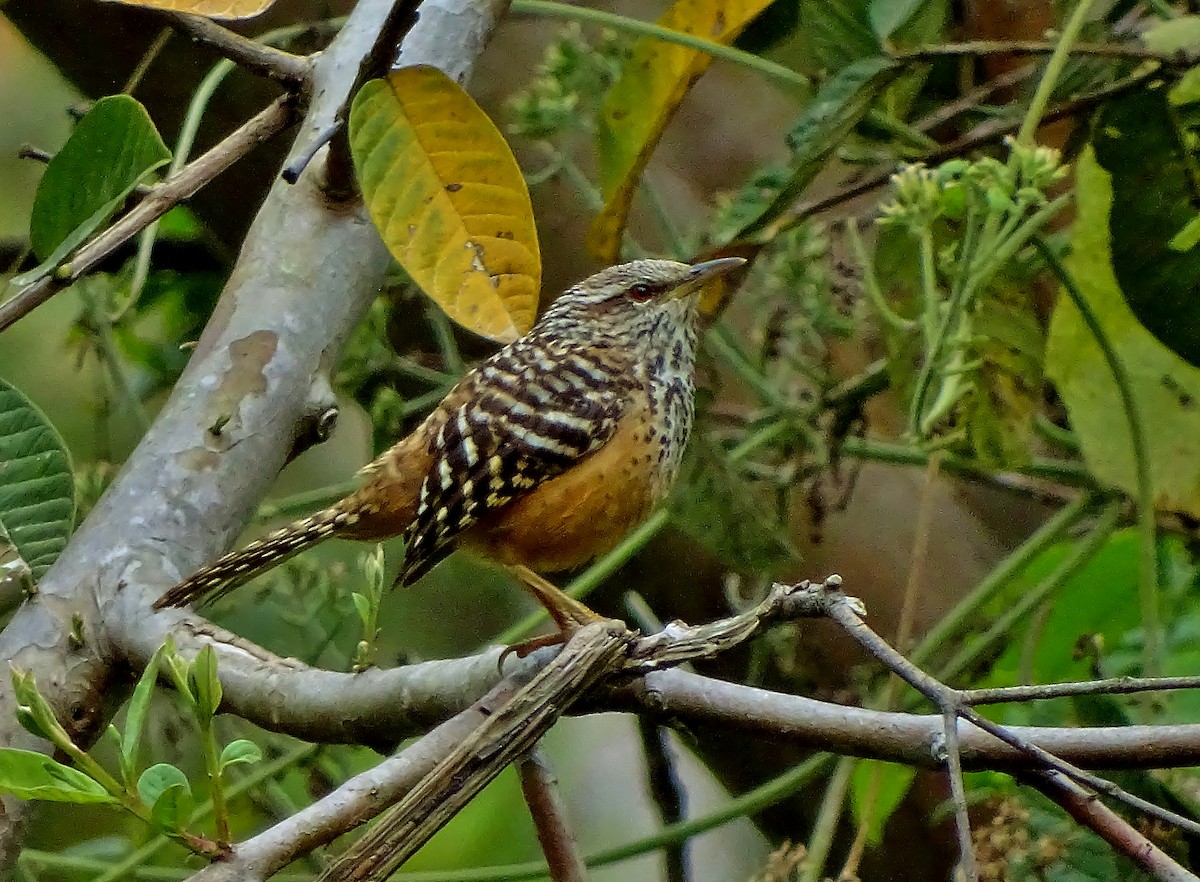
[154,257,746,635]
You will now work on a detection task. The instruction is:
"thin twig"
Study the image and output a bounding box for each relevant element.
[156,11,310,87]
[123,28,174,95]
[895,40,1193,67]
[1028,770,1199,882]
[0,94,296,334]
[636,718,689,882]
[322,0,421,197]
[784,68,1156,225]
[939,705,979,882]
[963,676,1200,705]
[818,579,1200,845]
[519,748,590,882]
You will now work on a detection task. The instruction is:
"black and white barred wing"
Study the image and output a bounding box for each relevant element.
[394,345,627,585]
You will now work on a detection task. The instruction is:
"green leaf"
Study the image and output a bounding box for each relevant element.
[0,748,118,804]
[137,763,192,824]
[121,643,166,784]
[1089,82,1200,367]
[188,644,222,720]
[671,435,799,574]
[849,760,916,846]
[1141,15,1200,54]
[868,0,924,40]
[1046,148,1200,518]
[959,280,1044,468]
[10,668,69,748]
[150,782,193,831]
[218,739,262,772]
[0,377,75,580]
[17,95,170,285]
[724,57,900,243]
[351,592,371,627]
[798,0,880,71]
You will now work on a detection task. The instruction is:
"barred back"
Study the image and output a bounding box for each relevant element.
[394,336,633,585]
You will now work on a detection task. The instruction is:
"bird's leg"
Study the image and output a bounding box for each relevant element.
[509,565,605,630]
[500,566,608,660]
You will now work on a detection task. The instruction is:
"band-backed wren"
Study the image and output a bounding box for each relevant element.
[154,257,746,631]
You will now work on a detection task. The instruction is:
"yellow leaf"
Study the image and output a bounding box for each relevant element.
[349,66,541,343]
[99,0,274,19]
[588,0,774,262]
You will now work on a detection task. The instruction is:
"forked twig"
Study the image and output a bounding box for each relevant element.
[815,577,1200,882]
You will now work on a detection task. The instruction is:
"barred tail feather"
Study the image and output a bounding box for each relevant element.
[153,507,355,609]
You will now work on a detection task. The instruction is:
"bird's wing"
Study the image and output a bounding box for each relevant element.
[395,342,630,585]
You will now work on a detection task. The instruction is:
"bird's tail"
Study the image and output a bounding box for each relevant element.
[153,506,355,609]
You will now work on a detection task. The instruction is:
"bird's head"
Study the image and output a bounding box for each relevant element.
[534,257,746,348]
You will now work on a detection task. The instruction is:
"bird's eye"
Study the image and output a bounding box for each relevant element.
[629,283,654,302]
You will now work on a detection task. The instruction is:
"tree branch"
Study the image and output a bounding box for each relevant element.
[0,0,511,870]
[0,93,298,333]
[1028,771,1198,882]
[110,581,1200,770]
[521,747,590,882]
[181,624,626,882]
[156,11,311,87]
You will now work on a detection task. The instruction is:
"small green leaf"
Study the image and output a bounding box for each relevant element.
[671,435,799,574]
[850,760,916,846]
[218,739,262,772]
[121,643,166,784]
[160,636,193,704]
[17,95,170,285]
[1142,15,1200,54]
[868,0,924,40]
[0,748,119,804]
[150,783,193,831]
[1169,215,1200,253]
[0,377,76,581]
[725,57,900,243]
[10,668,69,749]
[351,592,371,627]
[188,645,222,720]
[137,763,191,819]
[800,0,881,71]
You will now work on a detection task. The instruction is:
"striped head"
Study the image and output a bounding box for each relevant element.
[531,258,746,356]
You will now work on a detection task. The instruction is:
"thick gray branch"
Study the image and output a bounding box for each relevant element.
[0,0,509,867]
[112,583,1200,771]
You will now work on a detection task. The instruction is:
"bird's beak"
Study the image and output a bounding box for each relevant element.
[669,257,747,299]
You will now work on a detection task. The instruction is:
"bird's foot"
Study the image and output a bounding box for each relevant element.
[499,565,609,665]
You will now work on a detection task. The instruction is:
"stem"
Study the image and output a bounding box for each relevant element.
[89,744,317,882]
[842,437,1094,488]
[1035,235,1160,676]
[936,501,1120,686]
[907,493,1097,670]
[509,0,811,93]
[846,219,914,332]
[197,717,230,843]
[1016,0,1101,146]
[800,755,854,882]
[908,227,945,435]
